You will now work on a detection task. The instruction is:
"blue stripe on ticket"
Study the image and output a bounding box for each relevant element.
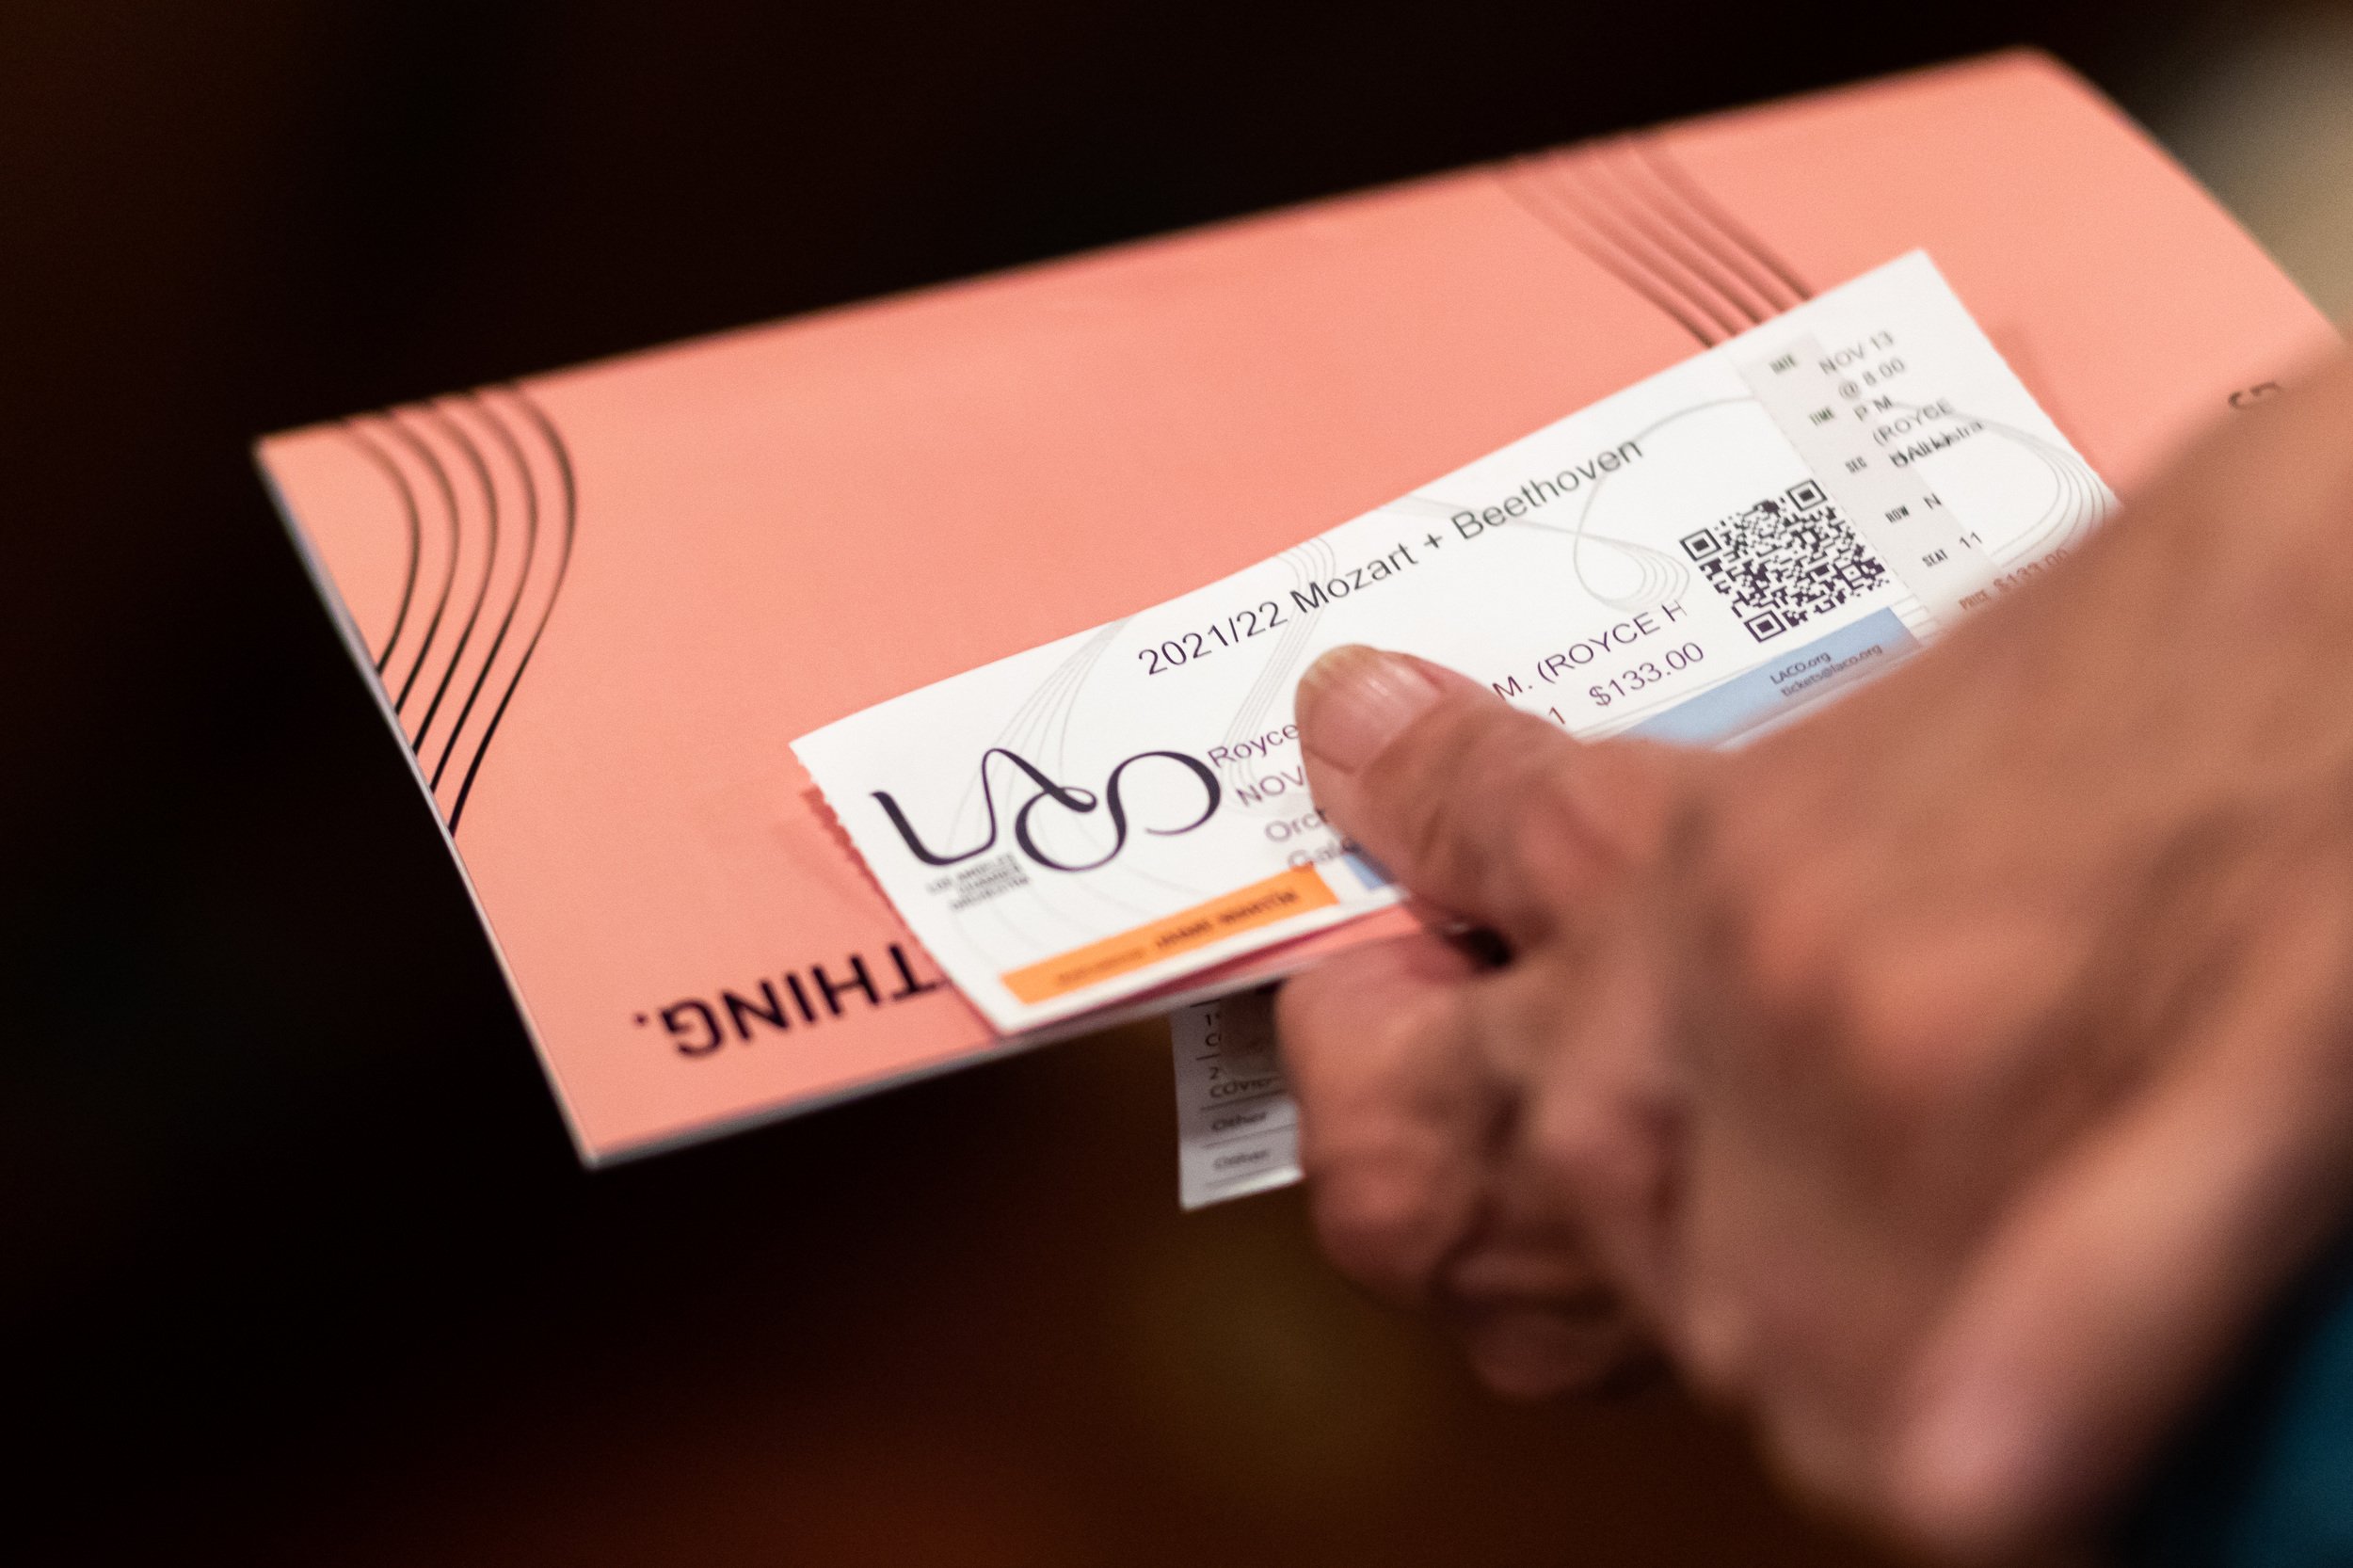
[1628,606,1919,746]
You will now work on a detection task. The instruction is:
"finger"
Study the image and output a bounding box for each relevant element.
[1442,1137,1653,1399]
[1456,1301,1651,1400]
[1277,930,1495,1304]
[1890,955,2353,1556]
[1506,943,1689,1333]
[1673,1048,1916,1513]
[1294,645,1681,946]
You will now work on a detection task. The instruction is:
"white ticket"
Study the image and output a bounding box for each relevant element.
[793,253,2113,1032]
[1170,988,1298,1210]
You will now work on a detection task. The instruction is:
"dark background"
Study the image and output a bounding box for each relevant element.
[0,3,2302,1561]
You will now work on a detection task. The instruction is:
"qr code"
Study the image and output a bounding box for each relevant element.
[1679,479,1889,643]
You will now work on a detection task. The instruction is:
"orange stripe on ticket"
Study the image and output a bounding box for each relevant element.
[1000,866,1337,1004]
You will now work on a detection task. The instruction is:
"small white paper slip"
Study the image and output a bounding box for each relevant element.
[1171,987,1300,1210]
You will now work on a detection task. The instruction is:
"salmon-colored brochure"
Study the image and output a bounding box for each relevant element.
[257,53,2333,1163]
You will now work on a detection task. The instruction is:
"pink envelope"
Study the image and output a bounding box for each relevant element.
[256,51,2335,1163]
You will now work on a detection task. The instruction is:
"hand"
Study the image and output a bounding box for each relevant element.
[1277,355,2353,1557]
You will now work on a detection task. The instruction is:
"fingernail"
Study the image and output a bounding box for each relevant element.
[1297,646,1444,773]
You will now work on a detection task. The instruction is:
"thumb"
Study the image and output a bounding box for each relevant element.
[1294,645,1678,946]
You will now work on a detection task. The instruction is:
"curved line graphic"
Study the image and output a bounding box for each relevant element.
[1634,140,1813,303]
[957,623,1110,846]
[1615,139,1801,314]
[1040,622,1205,916]
[339,422,423,676]
[1047,624,1119,776]
[409,402,501,760]
[1587,140,1778,325]
[431,394,541,792]
[955,627,1155,953]
[380,412,463,720]
[1497,160,1715,348]
[874,746,1098,869]
[1535,153,1744,339]
[447,385,577,835]
[1240,539,1328,737]
[1230,547,1316,744]
[952,627,1142,933]
[1559,150,1761,332]
[1035,624,1179,921]
[1876,398,2114,568]
[1508,396,1756,608]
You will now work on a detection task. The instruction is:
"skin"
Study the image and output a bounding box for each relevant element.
[1277,353,2353,1560]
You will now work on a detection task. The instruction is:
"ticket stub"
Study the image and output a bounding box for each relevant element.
[1171,988,1298,1210]
[792,253,2112,1032]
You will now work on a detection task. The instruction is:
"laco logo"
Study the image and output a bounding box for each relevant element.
[873,747,1222,872]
